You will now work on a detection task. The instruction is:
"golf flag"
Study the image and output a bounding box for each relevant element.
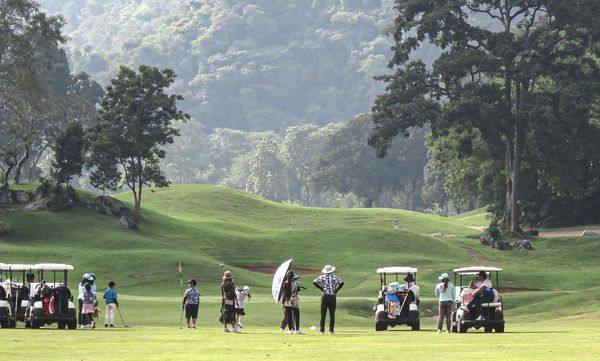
[178,262,183,287]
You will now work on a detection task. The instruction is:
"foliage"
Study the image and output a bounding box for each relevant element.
[36,0,423,131]
[50,122,86,186]
[370,0,600,230]
[89,65,189,216]
[314,113,427,208]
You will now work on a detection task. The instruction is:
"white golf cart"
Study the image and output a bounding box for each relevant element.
[374,267,420,331]
[24,263,77,329]
[0,263,37,328]
[451,266,505,333]
[0,263,17,328]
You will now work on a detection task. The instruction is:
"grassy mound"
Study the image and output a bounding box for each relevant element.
[1,184,600,322]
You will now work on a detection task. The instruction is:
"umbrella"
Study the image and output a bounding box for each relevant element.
[272,258,293,302]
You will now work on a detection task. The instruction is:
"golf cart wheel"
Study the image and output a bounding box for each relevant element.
[411,318,420,331]
[30,319,41,329]
[495,324,504,333]
[9,319,16,328]
[58,322,66,330]
[375,321,388,331]
[456,317,467,333]
[68,320,77,330]
[484,326,493,333]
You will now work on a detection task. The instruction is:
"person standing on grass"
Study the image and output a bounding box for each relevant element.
[313,265,344,335]
[435,272,455,333]
[103,281,119,327]
[182,279,200,329]
[235,285,251,329]
[220,271,239,333]
[282,271,304,334]
[81,283,97,329]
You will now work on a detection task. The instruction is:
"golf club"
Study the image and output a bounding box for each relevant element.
[179,305,184,329]
[117,307,130,327]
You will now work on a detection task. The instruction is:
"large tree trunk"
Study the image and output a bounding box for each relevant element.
[13,144,30,184]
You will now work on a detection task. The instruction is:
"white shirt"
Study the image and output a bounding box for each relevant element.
[235,289,249,308]
[408,284,420,299]
[475,279,492,290]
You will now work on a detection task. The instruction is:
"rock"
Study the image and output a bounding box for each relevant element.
[480,236,493,246]
[491,241,513,251]
[96,196,127,216]
[0,189,13,206]
[580,230,599,237]
[25,199,49,211]
[15,191,31,203]
[119,214,139,230]
[431,232,444,237]
[512,239,534,250]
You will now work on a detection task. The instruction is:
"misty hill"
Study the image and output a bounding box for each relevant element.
[38,0,439,131]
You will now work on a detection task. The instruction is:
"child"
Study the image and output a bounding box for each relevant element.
[81,283,97,329]
[182,279,200,329]
[235,285,252,328]
[103,281,119,327]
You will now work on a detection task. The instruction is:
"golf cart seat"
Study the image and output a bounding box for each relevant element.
[0,286,5,301]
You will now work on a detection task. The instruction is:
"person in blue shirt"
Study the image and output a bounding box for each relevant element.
[435,272,455,333]
[103,281,119,327]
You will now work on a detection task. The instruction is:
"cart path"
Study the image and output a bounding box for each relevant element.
[466,226,600,238]
[461,246,493,263]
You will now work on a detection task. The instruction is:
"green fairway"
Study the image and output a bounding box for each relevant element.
[2,316,599,361]
[2,184,600,359]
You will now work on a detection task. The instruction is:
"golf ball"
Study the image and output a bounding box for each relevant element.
[309,326,316,331]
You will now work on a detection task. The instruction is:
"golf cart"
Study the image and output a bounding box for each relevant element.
[0,263,37,328]
[0,263,17,328]
[374,267,420,331]
[451,266,505,333]
[24,263,77,329]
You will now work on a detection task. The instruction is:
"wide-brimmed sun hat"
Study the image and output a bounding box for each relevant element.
[439,273,449,280]
[223,271,233,280]
[243,285,250,291]
[322,265,336,274]
[404,273,416,283]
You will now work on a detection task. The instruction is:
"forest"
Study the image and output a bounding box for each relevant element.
[2,0,600,231]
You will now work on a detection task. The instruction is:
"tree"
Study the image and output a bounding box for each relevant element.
[280,124,324,205]
[246,137,287,201]
[369,1,600,232]
[50,122,85,186]
[314,113,427,208]
[90,65,189,217]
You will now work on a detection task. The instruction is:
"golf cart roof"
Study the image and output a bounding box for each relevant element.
[34,263,74,271]
[376,267,417,274]
[0,264,37,271]
[453,266,502,274]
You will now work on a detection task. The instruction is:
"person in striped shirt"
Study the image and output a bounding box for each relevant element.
[313,265,344,334]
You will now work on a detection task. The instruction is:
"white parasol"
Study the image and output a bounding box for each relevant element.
[272,258,293,302]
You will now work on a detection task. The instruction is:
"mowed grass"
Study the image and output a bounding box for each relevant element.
[2,318,600,361]
[2,183,600,349]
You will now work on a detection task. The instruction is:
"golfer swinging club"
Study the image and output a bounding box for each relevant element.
[313,265,344,335]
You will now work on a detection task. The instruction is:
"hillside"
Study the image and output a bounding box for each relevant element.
[2,184,600,323]
[37,0,440,131]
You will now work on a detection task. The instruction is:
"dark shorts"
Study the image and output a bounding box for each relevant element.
[234,308,245,315]
[185,303,199,319]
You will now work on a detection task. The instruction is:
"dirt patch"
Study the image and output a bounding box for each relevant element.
[238,265,321,275]
[466,226,487,232]
[462,247,493,263]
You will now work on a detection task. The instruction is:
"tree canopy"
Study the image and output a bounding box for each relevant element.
[370,0,600,230]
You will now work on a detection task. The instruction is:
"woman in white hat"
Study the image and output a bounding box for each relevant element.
[434,272,455,333]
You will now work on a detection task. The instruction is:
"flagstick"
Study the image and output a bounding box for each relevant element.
[179,262,184,329]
